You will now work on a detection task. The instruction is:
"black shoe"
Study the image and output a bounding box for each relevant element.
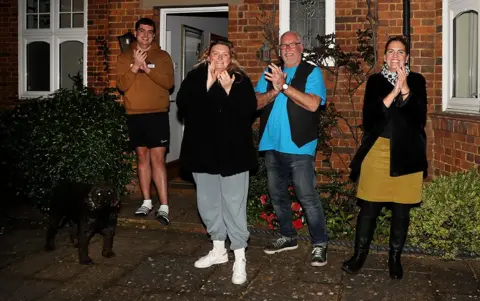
[311,245,328,267]
[155,209,170,225]
[389,251,403,279]
[264,236,298,254]
[342,251,368,275]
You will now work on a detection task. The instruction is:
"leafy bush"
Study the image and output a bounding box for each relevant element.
[409,168,480,258]
[0,87,135,211]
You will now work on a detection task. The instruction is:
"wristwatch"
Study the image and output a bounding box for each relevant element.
[282,83,289,91]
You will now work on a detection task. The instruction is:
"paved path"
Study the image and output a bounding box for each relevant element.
[1,224,479,301]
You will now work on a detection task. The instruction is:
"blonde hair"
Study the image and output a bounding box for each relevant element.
[194,39,245,77]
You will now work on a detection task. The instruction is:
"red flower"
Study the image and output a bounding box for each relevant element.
[259,212,268,220]
[292,219,304,229]
[260,194,268,205]
[288,186,295,196]
[291,202,301,212]
[266,213,277,223]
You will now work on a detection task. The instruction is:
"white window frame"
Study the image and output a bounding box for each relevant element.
[442,0,480,113]
[279,0,335,66]
[18,0,88,98]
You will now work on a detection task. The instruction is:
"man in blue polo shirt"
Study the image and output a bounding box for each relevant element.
[255,31,328,267]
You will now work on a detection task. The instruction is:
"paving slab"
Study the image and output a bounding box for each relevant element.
[91,285,145,301]
[343,270,435,301]
[118,254,212,293]
[1,193,479,301]
[139,292,223,301]
[199,260,262,298]
[428,260,479,295]
[4,245,76,277]
[242,281,341,301]
[3,279,61,301]
[38,264,127,301]
[33,260,88,281]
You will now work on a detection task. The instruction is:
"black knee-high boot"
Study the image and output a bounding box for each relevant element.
[388,213,410,279]
[342,215,378,275]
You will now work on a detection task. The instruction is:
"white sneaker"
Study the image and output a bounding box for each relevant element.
[194,249,228,268]
[231,259,247,285]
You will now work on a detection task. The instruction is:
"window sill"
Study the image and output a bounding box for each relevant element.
[430,111,480,122]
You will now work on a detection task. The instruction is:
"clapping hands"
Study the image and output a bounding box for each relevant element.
[393,64,410,97]
[264,64,286,92]
[133,49,150,73]
[206,63,235,95]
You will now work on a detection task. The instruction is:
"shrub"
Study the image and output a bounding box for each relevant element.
[0,87,135,211]
[409,168,480,258]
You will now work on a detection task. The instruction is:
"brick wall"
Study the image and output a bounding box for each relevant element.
[430,113,480,175]
[87,0,154,93]
[3,0,479,179]
[0,0,19,108]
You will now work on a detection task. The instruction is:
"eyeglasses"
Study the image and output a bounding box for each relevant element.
[278,42,302,50]
[137,28,154,37]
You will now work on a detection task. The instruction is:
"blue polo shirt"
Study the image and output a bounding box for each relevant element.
[255,65,326,156]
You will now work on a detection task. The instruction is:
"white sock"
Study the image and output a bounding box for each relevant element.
[234,248,246,261]
[213,240,226,252]
[159,204,169,214]
[142,199,152,209]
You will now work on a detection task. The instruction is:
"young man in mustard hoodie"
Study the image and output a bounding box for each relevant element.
[116,18,174,225]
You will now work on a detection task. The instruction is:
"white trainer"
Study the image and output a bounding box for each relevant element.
[194,249,228,268]
[231,258,247,285]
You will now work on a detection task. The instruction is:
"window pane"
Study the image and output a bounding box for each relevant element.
[26,0,37,13]
[290,0,326,49]
[39,14,50,29]
[60,13,71,28]
[26,14,38,29]
[73,0,84,12]
[39,0,50,13]
[60,41,84,89]
[60,0,71,12]
[73,13,83,28]
[454,11,478,98]
[27,41,50,91]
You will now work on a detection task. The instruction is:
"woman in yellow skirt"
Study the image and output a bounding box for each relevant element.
[342,36,428,280]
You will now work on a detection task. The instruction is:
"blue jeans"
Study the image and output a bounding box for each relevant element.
[264,150,328,246]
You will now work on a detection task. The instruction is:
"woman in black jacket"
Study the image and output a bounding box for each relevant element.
[176,40,257,285]
[342,36,428,279]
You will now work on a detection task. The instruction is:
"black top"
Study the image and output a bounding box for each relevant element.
[349,72,428,181]
[176,63,258,177]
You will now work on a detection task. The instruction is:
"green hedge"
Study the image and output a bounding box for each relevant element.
[409,168,480,258]
[0,87,135,211]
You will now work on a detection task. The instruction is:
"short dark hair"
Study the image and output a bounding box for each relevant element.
[135,18,156,33]
[384,35,409,54]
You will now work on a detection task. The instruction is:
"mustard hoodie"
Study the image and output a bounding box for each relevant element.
[116,41,174,114]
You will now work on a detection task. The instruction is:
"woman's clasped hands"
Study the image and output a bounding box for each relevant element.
[207,62,235,95]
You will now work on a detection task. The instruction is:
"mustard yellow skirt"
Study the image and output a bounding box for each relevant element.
[356,137,423,204]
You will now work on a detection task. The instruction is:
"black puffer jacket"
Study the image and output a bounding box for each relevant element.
[176,63,258,176]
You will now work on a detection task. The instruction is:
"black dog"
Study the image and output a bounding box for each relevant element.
[45,182,120,265]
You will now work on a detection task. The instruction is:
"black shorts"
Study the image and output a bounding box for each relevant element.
[126,112,170,150]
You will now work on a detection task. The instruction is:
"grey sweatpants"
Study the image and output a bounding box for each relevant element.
[192,172,250,250]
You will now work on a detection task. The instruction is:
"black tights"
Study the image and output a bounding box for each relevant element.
[358,201,411,221]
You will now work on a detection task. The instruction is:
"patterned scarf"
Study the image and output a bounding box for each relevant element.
[381,63,410,86]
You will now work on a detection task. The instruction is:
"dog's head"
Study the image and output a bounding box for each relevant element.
[86,184,119,211]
